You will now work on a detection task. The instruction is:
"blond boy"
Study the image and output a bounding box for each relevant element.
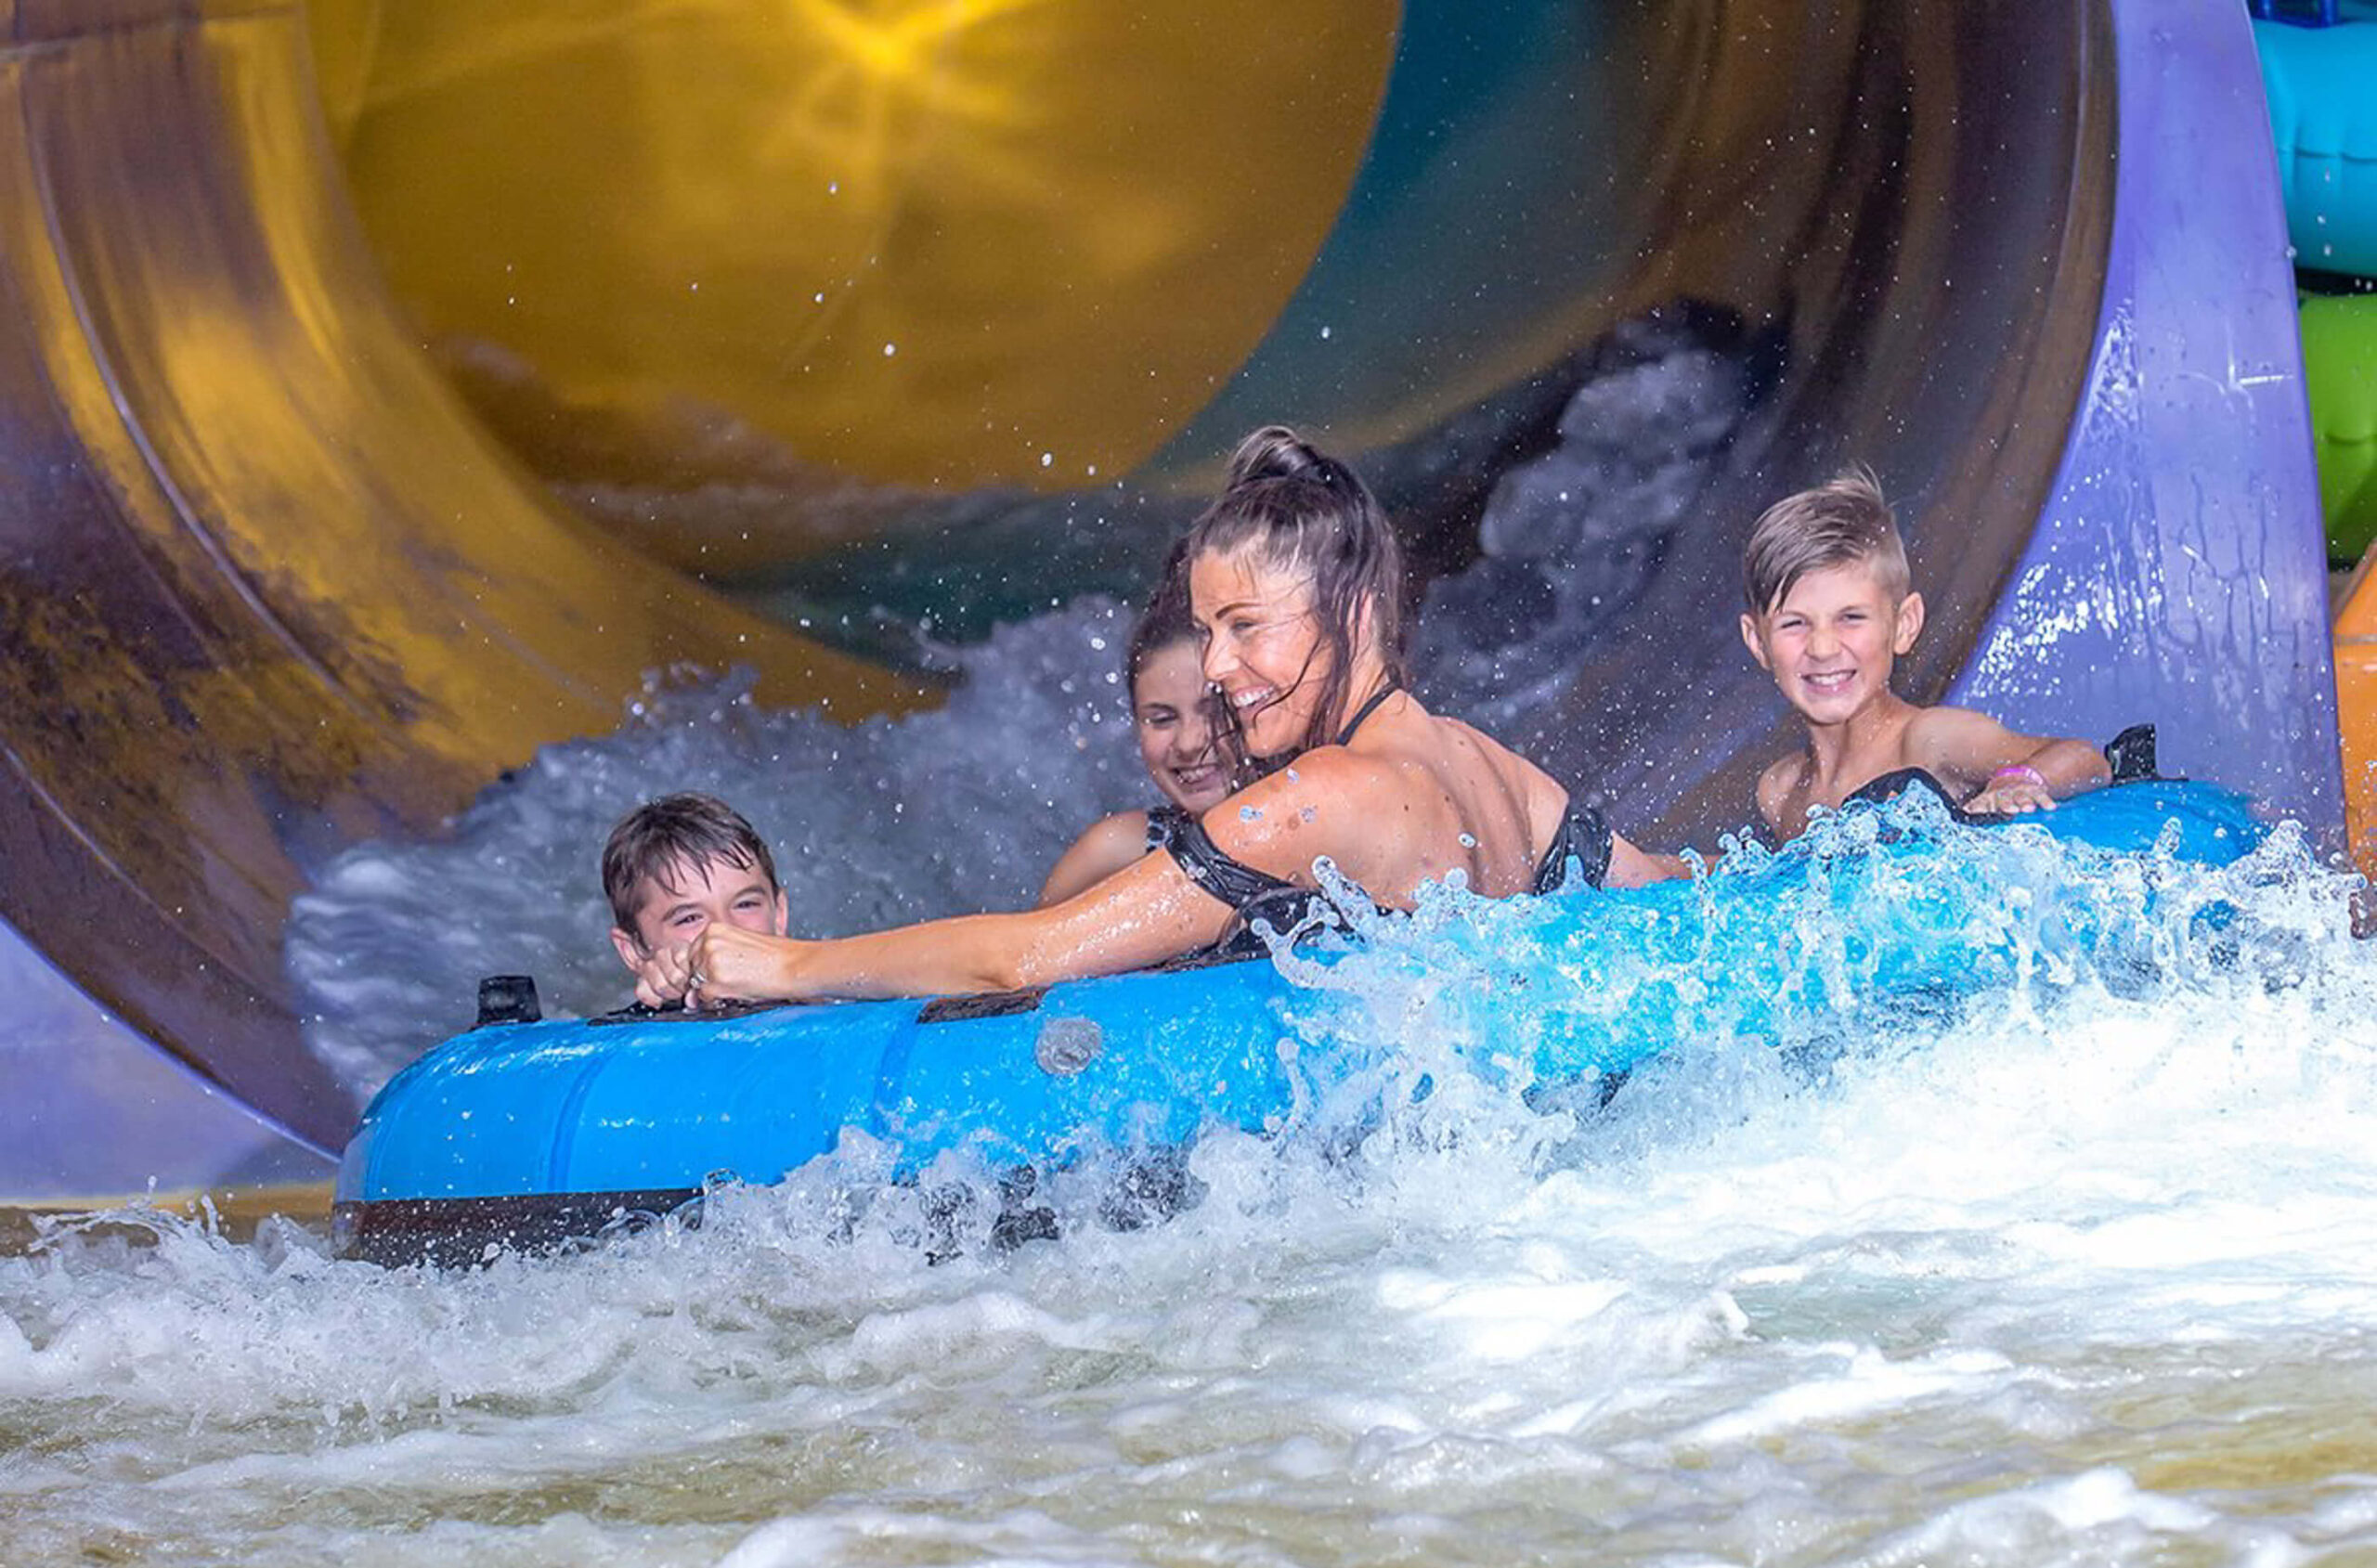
[1739,470,2111,842]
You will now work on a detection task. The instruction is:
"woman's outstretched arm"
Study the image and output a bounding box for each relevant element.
[643,849,1238,1006]
[645,758,1383,1006]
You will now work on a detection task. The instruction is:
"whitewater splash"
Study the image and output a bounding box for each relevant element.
[10,773,2377,1563]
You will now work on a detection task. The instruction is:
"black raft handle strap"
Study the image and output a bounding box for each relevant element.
[2103,722,2160,784]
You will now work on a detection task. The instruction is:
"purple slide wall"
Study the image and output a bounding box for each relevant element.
[1952,0,2341,824]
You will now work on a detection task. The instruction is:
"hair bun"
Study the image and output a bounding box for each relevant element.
[1224,424,1331,489]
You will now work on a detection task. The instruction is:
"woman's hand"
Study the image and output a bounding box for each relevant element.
[630,926,803,1009]
[682,923,804,1007]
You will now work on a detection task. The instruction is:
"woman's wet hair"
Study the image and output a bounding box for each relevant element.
[1182,425,1407,761]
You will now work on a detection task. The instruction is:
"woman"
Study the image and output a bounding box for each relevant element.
[640,426,1681,1008]
[1036,579,1232,907]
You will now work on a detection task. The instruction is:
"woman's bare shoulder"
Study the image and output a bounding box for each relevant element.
[1429,710,1565,806]
[1202,746,1406,860]
[1432,707,1539,765]
[1232,744,1395,806]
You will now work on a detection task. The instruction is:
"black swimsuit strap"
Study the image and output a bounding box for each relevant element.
[1165,814,1299,908]
[1144,802,1193,853]
[1165,817,1370,960]
[1845,767,1967,817]
[1333,682,1402,747]
[1533,800,1614,893]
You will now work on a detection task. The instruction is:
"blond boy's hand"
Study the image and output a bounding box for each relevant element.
[1964,765,2057,816]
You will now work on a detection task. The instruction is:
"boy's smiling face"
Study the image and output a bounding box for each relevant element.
[610,852,787,969]
[1740,559,1926,726]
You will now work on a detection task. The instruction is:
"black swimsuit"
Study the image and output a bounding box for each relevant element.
[1144,803,1193,852]
[1164,685,1615,952]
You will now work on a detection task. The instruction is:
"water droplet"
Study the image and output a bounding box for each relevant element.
[1240,806,1262,822]
[883,343,897,356]
[1459,832,1478,849]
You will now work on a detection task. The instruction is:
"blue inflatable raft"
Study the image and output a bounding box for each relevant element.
[332,774,2267,1266]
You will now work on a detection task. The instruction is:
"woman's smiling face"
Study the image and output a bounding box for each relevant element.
[1189,544,1330,759]
[1132,640,1228,812]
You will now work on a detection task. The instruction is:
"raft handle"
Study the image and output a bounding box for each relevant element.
[474,974,541,1028]
[918,987,1049,1024]
[2104,723,2162,784]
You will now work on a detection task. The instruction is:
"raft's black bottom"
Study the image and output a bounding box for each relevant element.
[331,1187,701,1269]
[335,1151,1212,1269]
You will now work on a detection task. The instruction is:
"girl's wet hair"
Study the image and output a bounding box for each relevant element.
[1124,543,1198,684]
[1181,425,1407,762]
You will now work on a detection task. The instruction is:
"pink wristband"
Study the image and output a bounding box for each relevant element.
[1992,763,2047,787]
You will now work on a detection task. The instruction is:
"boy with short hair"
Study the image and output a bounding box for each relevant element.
[603,793,787,988]
[1738,469,2111,842]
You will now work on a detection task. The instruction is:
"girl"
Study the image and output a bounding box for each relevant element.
[639,426,1682,1007]
[1036,583,1233,907]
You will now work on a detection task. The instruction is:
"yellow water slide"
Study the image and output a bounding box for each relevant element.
[0,1,922,1148]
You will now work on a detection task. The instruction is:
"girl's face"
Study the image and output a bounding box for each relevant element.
[1133,641,1228,812]
[1190,545,1330,759]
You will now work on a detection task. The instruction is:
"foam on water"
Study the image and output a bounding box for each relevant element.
[11,754,2377,1562]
